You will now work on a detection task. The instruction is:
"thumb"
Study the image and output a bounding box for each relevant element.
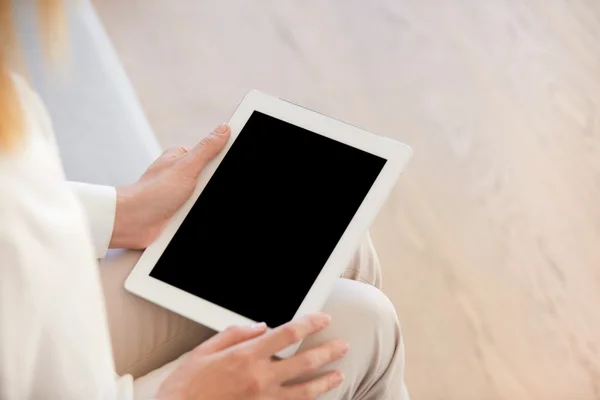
[193,323,267,356]
[186,123,231,175]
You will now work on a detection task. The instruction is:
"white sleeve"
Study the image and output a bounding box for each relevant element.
[0,153,127,400]
[0,73,134,400]
[69,182,117,259]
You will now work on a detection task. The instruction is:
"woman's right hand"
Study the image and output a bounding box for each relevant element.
[157,313,348,400]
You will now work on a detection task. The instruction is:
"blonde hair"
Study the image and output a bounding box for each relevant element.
[0,0,66,152]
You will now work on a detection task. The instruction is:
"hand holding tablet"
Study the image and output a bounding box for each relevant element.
[125,90,412,357]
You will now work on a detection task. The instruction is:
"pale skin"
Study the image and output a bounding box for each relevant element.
[110,123,349,399]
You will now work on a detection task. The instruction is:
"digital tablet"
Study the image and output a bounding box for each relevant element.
[125,90,412,356]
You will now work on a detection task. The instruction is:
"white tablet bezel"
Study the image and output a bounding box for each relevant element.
[125,90,412,355]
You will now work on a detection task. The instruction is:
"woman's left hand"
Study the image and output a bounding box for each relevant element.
[109,123,230,250]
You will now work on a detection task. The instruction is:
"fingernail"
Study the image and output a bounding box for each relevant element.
[337,341,349,356]
[250,322,267,330]
[332,372,345,387]
[315,313,331,327]
[214,123,229,135]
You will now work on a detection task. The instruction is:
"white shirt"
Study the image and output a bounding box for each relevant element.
[0,75,134,399]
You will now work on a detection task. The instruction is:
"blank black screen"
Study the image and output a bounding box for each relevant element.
[150,111,386,328]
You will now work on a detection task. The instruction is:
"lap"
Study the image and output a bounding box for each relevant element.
[99,234,383,379]
[133,279,402,400]
[99,249,214,377]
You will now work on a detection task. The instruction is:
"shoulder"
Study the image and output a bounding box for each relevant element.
[10,73,56,145]
[0,74,67,213]
[1,72,62,168]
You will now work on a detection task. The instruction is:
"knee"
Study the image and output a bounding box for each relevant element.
[305,279,405,399]
[322,279,401,349]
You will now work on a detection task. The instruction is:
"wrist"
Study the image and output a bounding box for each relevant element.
[111,185,146,249]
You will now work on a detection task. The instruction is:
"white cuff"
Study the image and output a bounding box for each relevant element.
[70,182,117,259]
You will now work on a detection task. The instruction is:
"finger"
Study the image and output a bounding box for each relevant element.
[282,370,344,399]
[162,146,189,158]
[275,339,348,382]
[255,313,331,357]
[193,323,267,356]
[186,123,231,175]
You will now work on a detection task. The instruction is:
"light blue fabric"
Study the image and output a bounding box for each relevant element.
[13,0,161,186]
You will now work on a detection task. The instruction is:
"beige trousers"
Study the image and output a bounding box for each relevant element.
[99,234,408,400]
